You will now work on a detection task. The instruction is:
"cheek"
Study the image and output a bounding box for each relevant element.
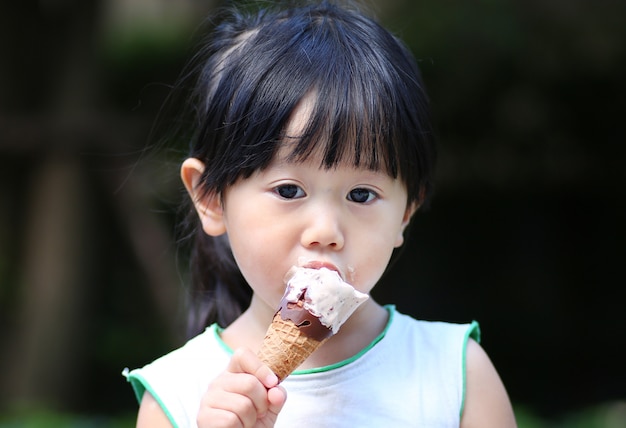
[348,240,393,293]
[225,215,292,297]
[350,229,398,293]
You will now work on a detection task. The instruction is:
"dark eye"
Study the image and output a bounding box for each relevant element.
[275,184,305,199]
[347,188,376,203]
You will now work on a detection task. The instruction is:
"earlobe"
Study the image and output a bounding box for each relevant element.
[394,202,419,248]
[180,158,227,236]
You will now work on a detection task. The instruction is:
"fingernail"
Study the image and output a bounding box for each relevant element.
[266,373,278,387]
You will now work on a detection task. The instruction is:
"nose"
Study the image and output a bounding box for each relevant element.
[300,206,345,250]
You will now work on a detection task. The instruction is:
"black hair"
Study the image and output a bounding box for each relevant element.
[176,1,436,337]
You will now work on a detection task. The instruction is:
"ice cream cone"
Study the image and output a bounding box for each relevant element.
[257,266,368,381]
[257,311,328,382]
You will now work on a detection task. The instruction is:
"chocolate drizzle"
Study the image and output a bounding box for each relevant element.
[277,289,333,342]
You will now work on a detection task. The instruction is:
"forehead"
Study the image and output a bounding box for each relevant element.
[283,92,316,140]
[273,141,395,183]
[278,92,389,174]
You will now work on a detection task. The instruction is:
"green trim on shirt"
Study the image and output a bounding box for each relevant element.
[124,369,180,428]
[212,323,230,354]
[127,309,479,425]
[213,305,396,375]
[460,320,481,419]
[293,305,395,375]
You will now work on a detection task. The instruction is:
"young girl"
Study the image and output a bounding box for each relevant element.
[124,1,517,427]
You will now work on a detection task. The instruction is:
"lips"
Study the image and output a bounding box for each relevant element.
[298,259,343,280]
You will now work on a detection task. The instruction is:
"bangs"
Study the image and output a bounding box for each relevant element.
[192,3,434,204]
[285,68,402,177]
[248,11,418,179]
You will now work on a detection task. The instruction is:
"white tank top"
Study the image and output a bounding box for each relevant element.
[124,306,479,427]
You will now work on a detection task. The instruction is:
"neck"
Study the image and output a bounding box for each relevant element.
[299,299,388,368]
[221,294,275,352]
[221,294,389,369]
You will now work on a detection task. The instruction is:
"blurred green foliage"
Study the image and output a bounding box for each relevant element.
[1,402,625,427]
[515,402,626,428]
[0,408,135,428]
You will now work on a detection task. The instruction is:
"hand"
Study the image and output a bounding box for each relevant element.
[197,348,287,428]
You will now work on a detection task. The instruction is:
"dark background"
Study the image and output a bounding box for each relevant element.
[1,0,624,424]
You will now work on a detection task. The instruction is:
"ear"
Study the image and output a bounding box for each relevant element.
[180,157,227,236]
[394,201,419,248]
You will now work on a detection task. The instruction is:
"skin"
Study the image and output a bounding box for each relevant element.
[136,104,517,427]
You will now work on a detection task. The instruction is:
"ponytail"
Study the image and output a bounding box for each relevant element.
[184,223,251,338]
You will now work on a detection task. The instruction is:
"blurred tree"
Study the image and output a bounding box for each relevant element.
[0,0,220,415]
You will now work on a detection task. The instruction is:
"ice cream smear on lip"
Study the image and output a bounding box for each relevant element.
[280,266,369,335]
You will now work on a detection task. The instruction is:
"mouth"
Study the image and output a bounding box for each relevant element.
[298,258,344,280]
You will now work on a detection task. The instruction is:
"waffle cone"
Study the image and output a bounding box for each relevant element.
[257,311,328,381]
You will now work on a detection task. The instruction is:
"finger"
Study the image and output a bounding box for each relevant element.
[200,390,256,428]
[256,386,287,424]
[208,372,271,418]
[228,348,279,389]
[267,385,287,415]
[197,406,244,428]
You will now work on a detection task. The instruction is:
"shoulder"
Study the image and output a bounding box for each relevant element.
[126,325,232,427]
[389,309,480,348]
[381,310,488,425]
[461,339,517,427]
[136,391,174,428]
[387,310,480,377]
[130,325,229,384]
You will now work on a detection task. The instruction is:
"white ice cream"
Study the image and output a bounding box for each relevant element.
[283,266,369,334]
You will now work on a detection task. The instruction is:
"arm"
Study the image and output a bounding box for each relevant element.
[460,339,517,428]
[137,390,173,428]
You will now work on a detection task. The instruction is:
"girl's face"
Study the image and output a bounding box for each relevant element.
[219,145,414,313]
[183,100,415,316]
